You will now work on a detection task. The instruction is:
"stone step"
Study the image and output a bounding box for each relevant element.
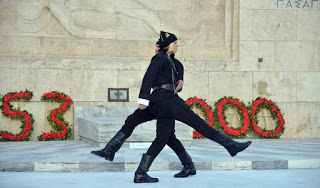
[78,116,193,147]
[1,139,320,172]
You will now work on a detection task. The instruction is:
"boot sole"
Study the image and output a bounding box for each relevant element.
[134,178,159,183]
[91,151,114,161]
[105,156,113,161]
[134,180,159,183]
[174,171,197,178]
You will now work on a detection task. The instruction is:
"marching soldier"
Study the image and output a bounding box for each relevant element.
[91,41,196,182]
[134,31,252,183]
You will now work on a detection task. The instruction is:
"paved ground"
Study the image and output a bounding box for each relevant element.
[1,169,320,188]
[0,139,319,172]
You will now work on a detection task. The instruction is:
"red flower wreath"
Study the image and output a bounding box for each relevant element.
[0,91,34,141]
[186,97,214,139]
[251,97,285,139]
[38,92,73,141]
[215,97,250,137]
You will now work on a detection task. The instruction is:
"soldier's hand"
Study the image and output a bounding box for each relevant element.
[139,104,147,110]
[175,80,183,92]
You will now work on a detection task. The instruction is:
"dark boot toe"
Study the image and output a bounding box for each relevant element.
[91,150,115,161]
[174,163,197,178]
[229,141,252,157]
[91,150,103,156]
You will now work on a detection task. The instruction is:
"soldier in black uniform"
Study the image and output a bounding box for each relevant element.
[134,31,252,183]
[91,42,196,179]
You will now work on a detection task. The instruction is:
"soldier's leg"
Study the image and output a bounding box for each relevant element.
[166,125,196,178]
[134,117,174,183]
[91,107,156,161]
[120,107,155,137]
[169,96,251,157]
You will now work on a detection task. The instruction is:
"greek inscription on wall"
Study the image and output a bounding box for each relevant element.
[277,0,320,9]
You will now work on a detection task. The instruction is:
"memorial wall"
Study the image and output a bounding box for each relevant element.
[0,0,319,140]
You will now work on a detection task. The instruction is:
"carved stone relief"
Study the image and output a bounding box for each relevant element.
[0,0,239,60]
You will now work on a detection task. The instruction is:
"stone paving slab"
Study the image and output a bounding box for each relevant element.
[0,139,319,172]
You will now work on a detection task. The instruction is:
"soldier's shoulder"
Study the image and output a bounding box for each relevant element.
[152,52,167,61]
[173,57,181,63]
[173,58,183,67]
[155,52,167,58]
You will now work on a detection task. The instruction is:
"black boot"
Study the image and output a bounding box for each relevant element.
[134,153,159,183]
[91,130,127,161]
[214,131,252,157]
[174,150,196,178]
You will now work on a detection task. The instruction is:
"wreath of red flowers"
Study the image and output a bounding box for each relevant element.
[38,91,73,141]
[213,97,250,138]
[185,97,214,139]
[251,97,285,139]
[0,90,34,141]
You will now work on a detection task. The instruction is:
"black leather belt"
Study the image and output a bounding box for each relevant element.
[153,83,175,91]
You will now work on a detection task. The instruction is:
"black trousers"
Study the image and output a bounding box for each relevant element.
[146,95,219,157]
[119,107,185,156]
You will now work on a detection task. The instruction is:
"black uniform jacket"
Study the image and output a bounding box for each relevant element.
[138,51,184,103]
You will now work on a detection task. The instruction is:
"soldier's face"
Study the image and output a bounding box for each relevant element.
[155,44,160,54]
[172,41,178,54]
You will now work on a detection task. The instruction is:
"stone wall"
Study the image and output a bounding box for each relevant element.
[0,0,319,140]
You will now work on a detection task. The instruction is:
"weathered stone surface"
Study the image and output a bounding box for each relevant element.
[70,70,118,101]
[288,159,320,169]
[139,0,179,10]
[206,61,241,72]
[193,162,213,171]
[252,160,288,170]
[0,0,239,60]
[297,72,320,102]
[79,162,125,172]
[0,162,34,172]
[20,69,70,101]
[253,10,274,40]
[280,103,320,138]
[239,41,275,71]
[253,72,297,103]
[240,10,253,40]
[209,72,253,103]
[34,162,79,172]
[274,10,297,40]
[212,161,252,170]
[182,59,207,71]
[240,0,275,9]
[180,71,209,102]
[275,42,319,71]
[46,57,142,71]
[0,37,42,55]
[118,70,145,101]
[0,68,19,95]
[297,11,320,41]
[0,55,45,69]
